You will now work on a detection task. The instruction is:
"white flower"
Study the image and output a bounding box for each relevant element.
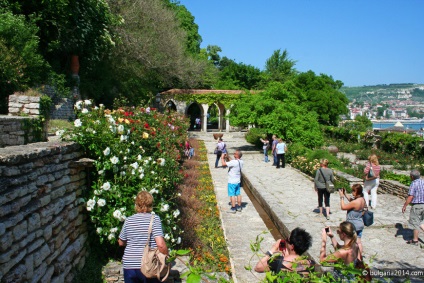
[74,119,82,127]
[94,106,99,110]
[120,207,126,211]
[138,167,144,173]
[171,238,175,243]
[99,104,104,108]
[150,188,158,195]
[139,173,144,179]
[75,100,83,110]
[97,199,106,206]
[113,210,122,220]
[81,108,89,114]
[173,209,180,218]
[110,156,119,164]
[120,171,126,176]
[103,147,110,156]
[101,182,111,191]
[96,227,103,234]
[108,117,115,124]
[130,162,139,170]
[109,125,116,133]
[131,170,135,175]
[117,124,125,134]
[55,130,65,136]
[137,155,142,160]
[173,226,177,230]
[146,107,151,113]
[86,199,96,211]
[110,227,118,233]
[177,237,181,244]
[177,193,181,196]
[160,203,169,212]
[157,158,166,166]
[84,99,92,105]
[164,234,170,240]
[108,233,115,240]
[94,190,101,195]
[94,120,100,124]
[120,135,128,142]
[98,170,104,175]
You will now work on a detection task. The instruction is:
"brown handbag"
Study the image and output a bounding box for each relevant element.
[140,215,170,282]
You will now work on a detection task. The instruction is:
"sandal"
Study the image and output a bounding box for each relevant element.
[406,240,419,245]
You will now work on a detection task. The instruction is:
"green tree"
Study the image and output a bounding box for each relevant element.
[293,71,348,126]
[215,57,263,90]
[0,10,49,113]
[229,88,323,148]
[263,49,297,84]
[343,115,372,132]
[164,0,202,55]
[81,0,211,106]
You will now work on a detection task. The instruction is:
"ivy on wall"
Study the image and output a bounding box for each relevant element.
[164,91,255,108]
[20,94,53,143]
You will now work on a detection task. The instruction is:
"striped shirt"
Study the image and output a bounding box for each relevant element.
[119,213,164,269]
[364,162,380,178]
[408,178,424,204]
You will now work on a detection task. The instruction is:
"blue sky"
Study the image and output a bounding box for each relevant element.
[178,0,424,87]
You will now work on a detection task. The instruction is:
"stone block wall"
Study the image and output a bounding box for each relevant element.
[0,141,89,283]
[50,98,75,120]
[379,179,409,199]
[0,116,40,147]
[8,95,41,117]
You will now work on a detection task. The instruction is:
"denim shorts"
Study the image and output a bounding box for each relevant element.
[357,229,363,238]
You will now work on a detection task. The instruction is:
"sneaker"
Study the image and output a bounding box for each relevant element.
[228,207,237,214]
[326,216,330,220]
[236,205,242,212]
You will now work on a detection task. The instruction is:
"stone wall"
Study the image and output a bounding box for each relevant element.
[334,169,410,199]
[0,116,40,148]
[379,179,409,199]
[0,141,89,283]
[8,95,41,117]
[8,91,75,121]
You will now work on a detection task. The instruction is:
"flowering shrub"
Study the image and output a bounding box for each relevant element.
[290,156,320,176]
[64,100,189,246]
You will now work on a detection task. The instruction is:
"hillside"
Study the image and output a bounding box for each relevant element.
[340,83,424,103]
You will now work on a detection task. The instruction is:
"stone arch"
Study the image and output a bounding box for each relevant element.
[186,102,203,131]
[164,100,177,112]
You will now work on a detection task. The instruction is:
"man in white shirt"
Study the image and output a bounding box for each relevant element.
[222,150,244,213]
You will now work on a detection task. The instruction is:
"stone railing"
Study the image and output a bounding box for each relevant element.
[0,141,90,283]
[0,115,43,147]
[333,169,409,199]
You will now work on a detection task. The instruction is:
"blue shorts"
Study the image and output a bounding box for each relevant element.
[228,183,241,197]
[357,229,363,238]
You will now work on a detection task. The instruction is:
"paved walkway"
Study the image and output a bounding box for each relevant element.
[191,132,424,283]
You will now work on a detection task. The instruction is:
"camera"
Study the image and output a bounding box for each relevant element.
[279,240,286,251]
[325,227,330,233]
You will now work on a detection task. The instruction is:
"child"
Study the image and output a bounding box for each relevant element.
[188,146,195,159]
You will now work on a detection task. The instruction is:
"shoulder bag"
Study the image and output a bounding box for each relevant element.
[319,168,335,193]
[367,165,374,178]
[237,160,243,188]
[140,215,171,282]
[362,198,374,227]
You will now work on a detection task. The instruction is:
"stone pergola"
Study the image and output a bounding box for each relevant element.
[156,89,250,132]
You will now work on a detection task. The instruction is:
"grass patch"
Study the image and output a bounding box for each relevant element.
[47,119,73,134]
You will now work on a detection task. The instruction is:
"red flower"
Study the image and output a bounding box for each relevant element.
[144,123,150,129]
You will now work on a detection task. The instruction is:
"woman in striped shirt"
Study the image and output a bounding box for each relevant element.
[119,191,168,283]
[363,154,381,209]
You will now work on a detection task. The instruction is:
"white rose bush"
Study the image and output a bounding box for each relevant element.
[64,101,189,247]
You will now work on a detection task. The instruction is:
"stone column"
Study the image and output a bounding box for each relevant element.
[226,109,230,132]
